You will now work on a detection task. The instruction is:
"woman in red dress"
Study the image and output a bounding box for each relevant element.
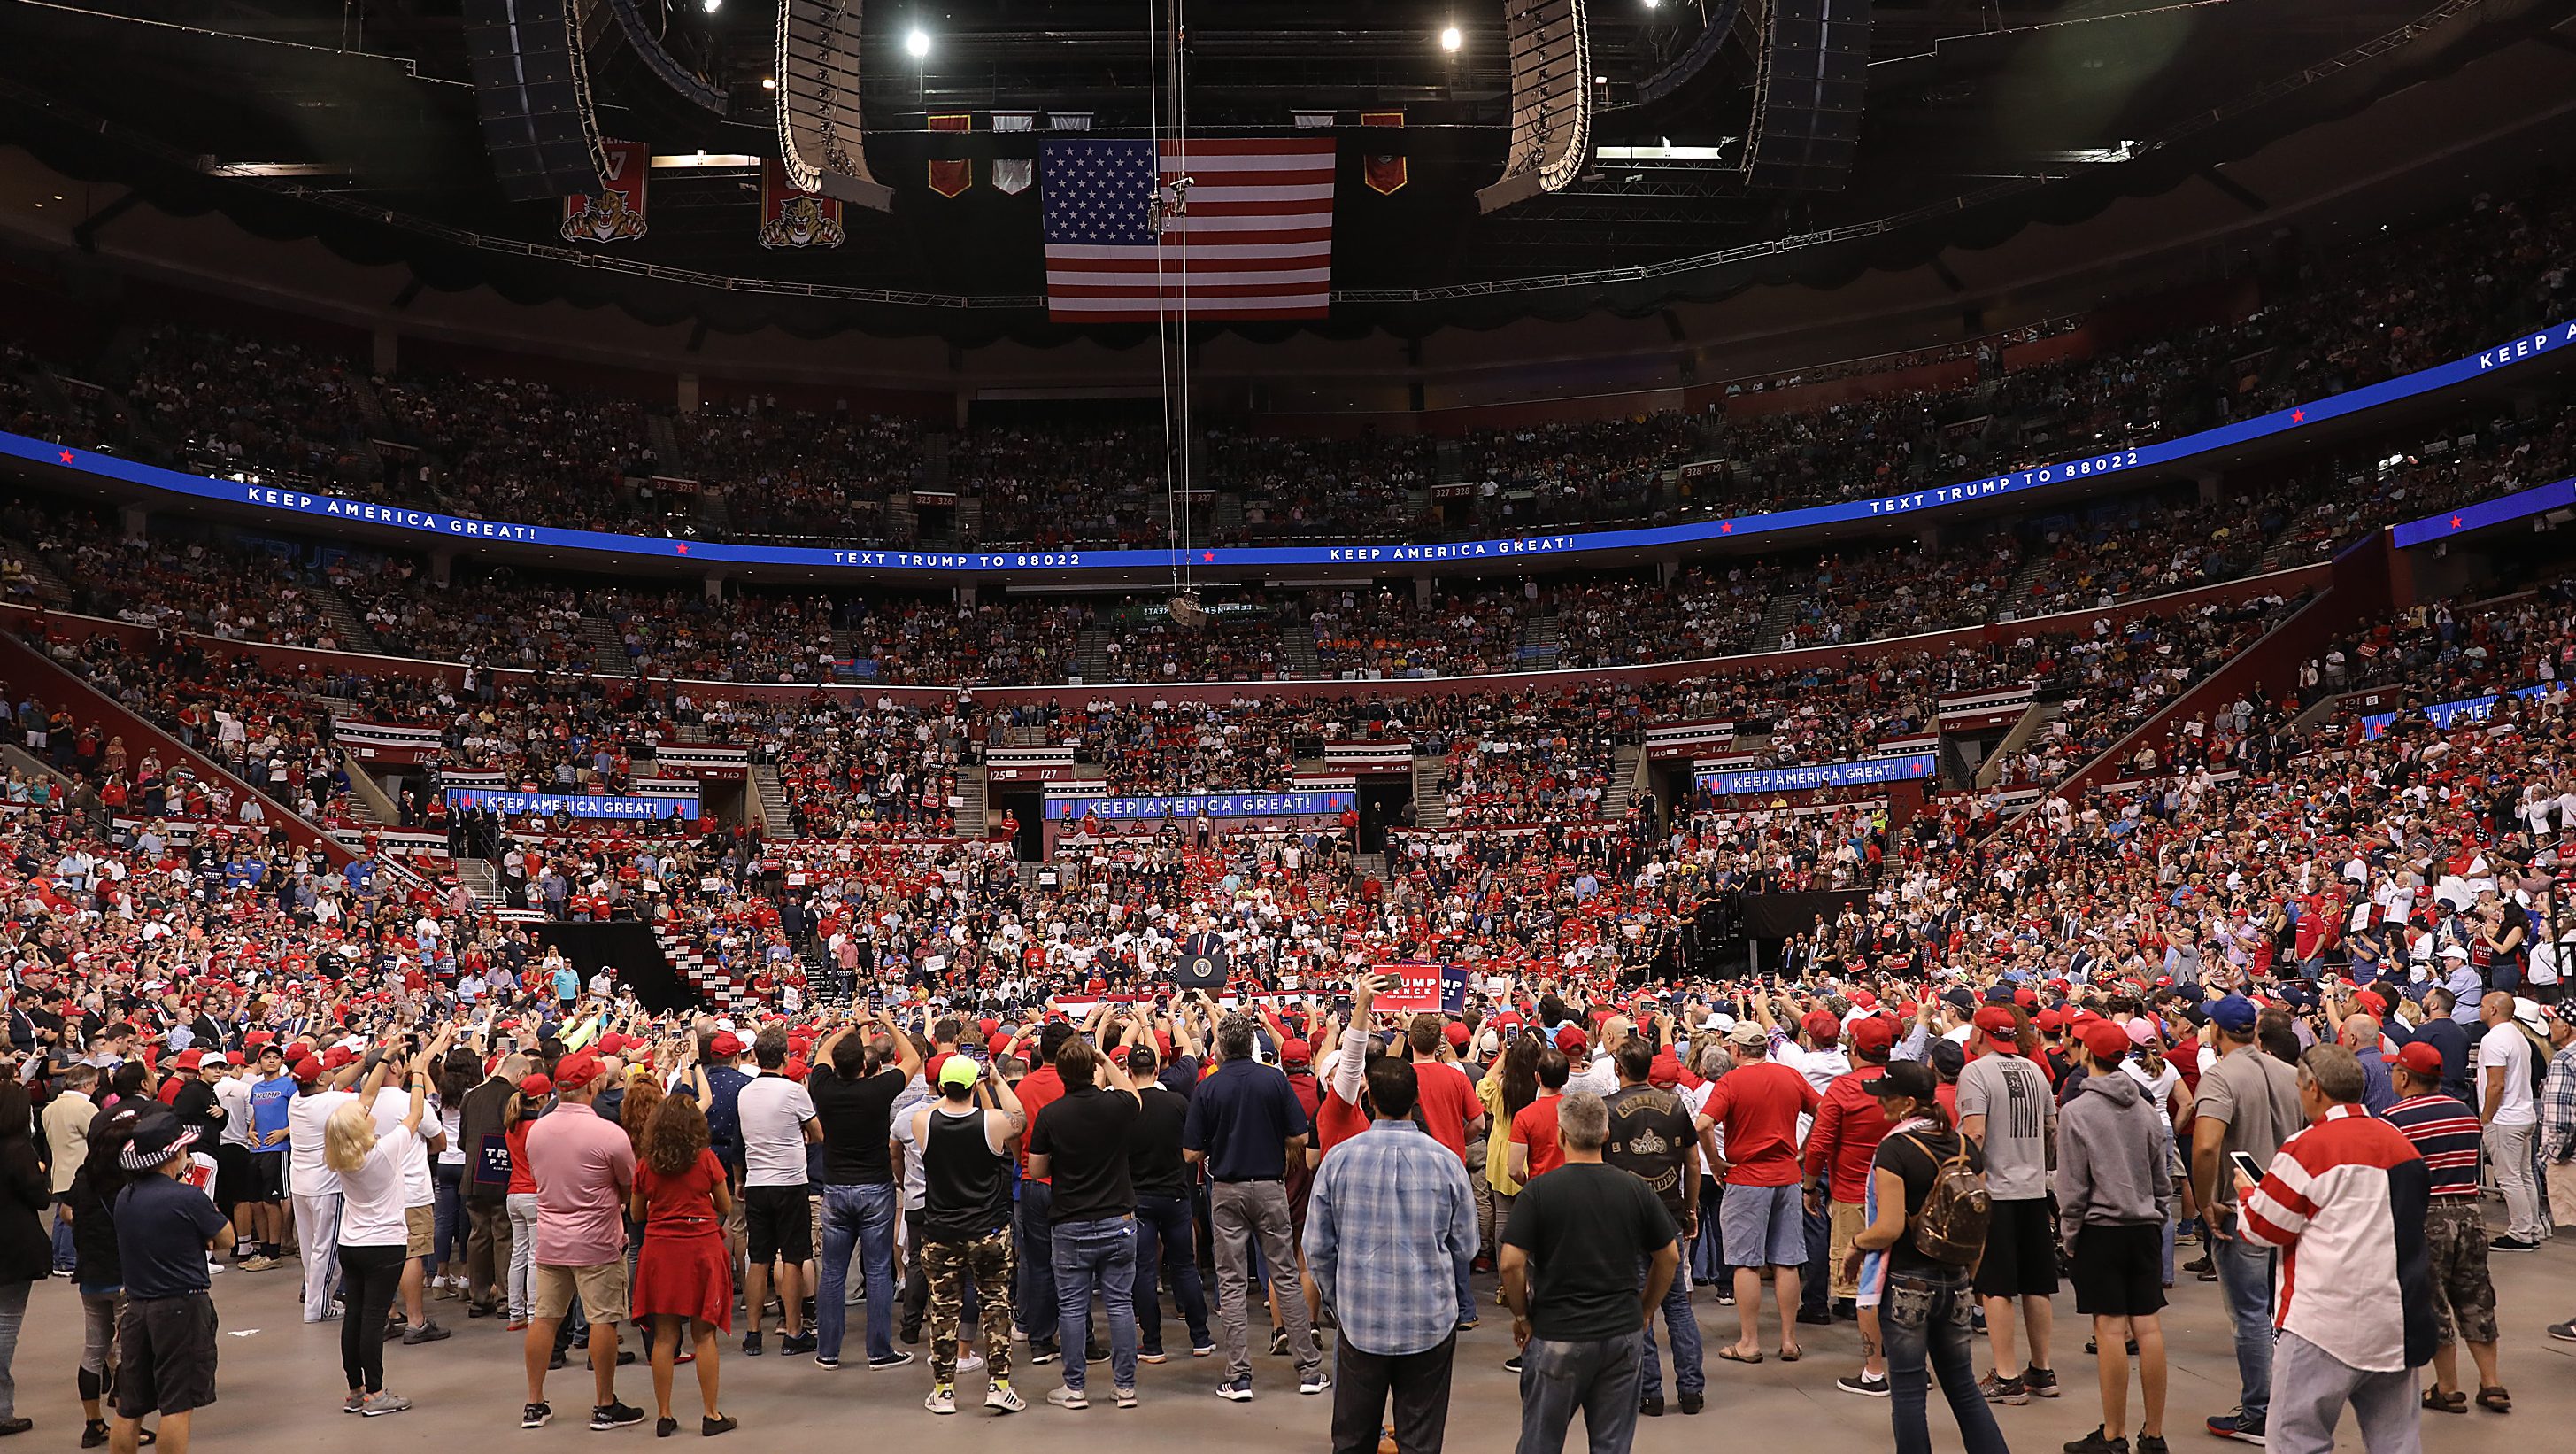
[629,1094,736,1437]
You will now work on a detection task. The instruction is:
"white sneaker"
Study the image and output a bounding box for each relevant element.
[1114,1387,1138,1409]
[1046,1385,1089,1410]
[954,1351,986,1375]
[984,1382,1025,1414]
[924,1384,957,1415]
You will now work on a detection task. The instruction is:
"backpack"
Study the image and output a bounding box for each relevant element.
[1902,1133,1993,1269]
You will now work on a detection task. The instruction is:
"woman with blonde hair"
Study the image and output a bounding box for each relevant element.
[328,1025,453,1417]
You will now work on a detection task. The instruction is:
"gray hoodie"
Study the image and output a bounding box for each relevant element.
[2056,1068,2174,1241]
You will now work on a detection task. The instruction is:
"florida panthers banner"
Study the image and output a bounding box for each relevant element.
[562,140,650,244]
[759,159,845,249]
[1696,753,1937,795]
[1361,110,1407,195]
[929,113,973,197]
[447,787,699,822]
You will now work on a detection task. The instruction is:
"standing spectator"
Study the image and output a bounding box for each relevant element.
[67,1104,146,1448]
[1957,1005,2060,1403]
[1700,1021,1820,1364]
[1601,1036,1707,1418]
[1845,1061,2006,1454]
[1009,1022,1071,1363]
[1027,1033,1144,1409]
[2057,1019,2175,1454]
[732,1025,819,1357]
[1124,1042,1213,1363]
[630,1092,736,1437]
[284,1054,358,1326]
[1506,1048,1572,1190]
[807,1009,920,1371]
[1306,1056,1477,1454]
[1185,1012,1326,1401]
[42,1063,98,1274]
[518,1051,644,1434]
[2543,1002,2576,1348]
[111,1113,233,1454]
[1498,1090,1678,1454]
[0,1080,49,1435]
[1808,1014,1897,1396]
[324,1028,451,1417]
[913,1055,1027,1416]
[2238,1045,2433,1454]
[456,1049,525,1319]
[2187,994,2304,1445]
[2382,1041,2508,1413]
[2474,993,2544,1251]
[502,1070,548,1329]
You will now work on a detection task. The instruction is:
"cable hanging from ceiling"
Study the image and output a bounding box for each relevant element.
[1153,0,1205,625]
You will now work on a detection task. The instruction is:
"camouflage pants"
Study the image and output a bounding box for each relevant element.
[923,1226,1015,1385]
[2424,1201,2498,1346]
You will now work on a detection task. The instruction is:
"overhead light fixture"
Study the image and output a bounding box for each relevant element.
[1440,24,1462,50]
[906,27,929,58]
[700,0,720,12]
[760,76,776,89]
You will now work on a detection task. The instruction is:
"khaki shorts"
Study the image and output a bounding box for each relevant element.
[534,1260,630,1326]
[1829,1198,1869,1300]
[405,1205,436,1259]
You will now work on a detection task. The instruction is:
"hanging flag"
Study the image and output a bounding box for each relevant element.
[928,113,972,197]
[1047,112,1092,132]
[758,159,845,249]
[991,111,1035,133]
[561,139,650,243]
[1361,111,1407,196]
[1293,110,1336,129]
[993,159,1033,196]
[1039,137,1335,321]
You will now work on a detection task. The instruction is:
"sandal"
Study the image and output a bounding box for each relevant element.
[2422,1388,2466,1414]
[1716,1348,1763,1365]
[2476,1386,2511,1413]
[1778,1348,1802,1363]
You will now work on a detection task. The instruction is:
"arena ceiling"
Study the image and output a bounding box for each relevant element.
[0,0,2566,344]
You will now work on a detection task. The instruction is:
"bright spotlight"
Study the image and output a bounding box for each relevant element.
[906,27,930,58]
[699,0,720,12]
[1440,25,1462,51]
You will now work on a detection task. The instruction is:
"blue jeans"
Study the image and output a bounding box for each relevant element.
[1638,1237,1702,1401]
[1881,1269,2008,1454]
[50,1199,74,1273]
[1801,1195,1832,1317]
[431,1164,466,1272]
[1515,1330,1642,1454]
[1015,1179,1057,1342]
[1051,1216,1138,1394]
[2216,1230,2278,1425]
[816,1183,900,1364]
[1132,1194,1210,1355]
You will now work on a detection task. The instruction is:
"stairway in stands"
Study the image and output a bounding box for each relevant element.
[1075,628,1116,684]
[1992,552,2053,621]
[312,583,382,654]
[1276,619,1321,679]
[1513,609,1562,671]
[583,613,632,677]
[1410,754,1449,829]
[1604,742,1646,816]
[0,536,73,604]
[957,762,988,839]
[1746,593,1810,654]
[750,763,793,836]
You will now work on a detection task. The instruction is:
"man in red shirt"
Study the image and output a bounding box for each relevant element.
[1507,1048,1572,1184]
[1805,1015,1897,1394]
[1702,1022,1821,1362]
[1406,1015,1483,1166]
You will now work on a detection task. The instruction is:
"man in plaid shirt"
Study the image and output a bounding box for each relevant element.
[2542,1003,2576,1345]
[1306,1052,1477,1454]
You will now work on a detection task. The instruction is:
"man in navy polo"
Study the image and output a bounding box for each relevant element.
[1184,1012,1326,1402]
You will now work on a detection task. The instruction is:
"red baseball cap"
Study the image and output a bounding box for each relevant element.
[2080,1020,2133,1062]
[1801,1010,1842,1044]
[708,1032,745,1058]
[1444,1022,1470,1048]
[1553,1025,1588,1055]
[1280,1039,1312,1065]
[2394,1042,2445,1079]
[554,1053,605,1088]
[1971,1006,2019,1038]
[1847,1017,1895,1056]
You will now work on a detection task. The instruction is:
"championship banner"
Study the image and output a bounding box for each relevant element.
[759,159,845,249]
[1377,963,1467,1016]
[992,111,1035,195]
[929,114,973,197]
[562,140,649,244]
[1695,753,1936,795]
[1043,790,1354,821]
[446,787,700,822]
[2360,681,2566,739]
[1361,110,1406,195]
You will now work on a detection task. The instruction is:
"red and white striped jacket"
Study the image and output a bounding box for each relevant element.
[2241,1103,2433,1373]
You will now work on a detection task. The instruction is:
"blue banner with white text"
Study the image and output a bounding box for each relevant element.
[1695,753,1936,795]
[1045,790,1354,821]
[446,788,700,821]
[2358,682,2566,739]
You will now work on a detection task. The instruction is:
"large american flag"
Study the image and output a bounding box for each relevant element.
[1039,137,1336,321]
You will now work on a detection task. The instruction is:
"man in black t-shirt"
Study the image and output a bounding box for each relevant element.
[1500,1090,1678,1454]
[1603,1040,1707,1418]
[808,1009,922,1371]
[113,1114,234,1452]
[1123,1044,1214,1360]
[1026,1036,1143,1408]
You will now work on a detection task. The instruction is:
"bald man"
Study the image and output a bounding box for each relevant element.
[2337,1016,2395,1116]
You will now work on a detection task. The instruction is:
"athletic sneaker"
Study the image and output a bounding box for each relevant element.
[2549,1321,2576,1343]
[1113,1387,1138,1409]
[780,1334,817,1356]
[590,1401,647,1431]
[813,1357,839,1370]
[1838,1373,1890,1398]
[402,1322,451,1345]
[2204,1411,2266,1444]
[984,1381,1026,1414]
[1979,1373,2030,1405]
[1046,1385,1090,1410]
[521,1402,553,1430]
[2025,1365,2062,1398]
[344,1391,366,1414]
[1138,1349,1169,1365]
[701,1415,738,1437]
[1027,1341,1061,1365]
[1191,1342,1216,1357]
[1300,1371,1332,1396]
[360,1392,413,1418]
[1269,1328,1290,1356]
[2063,1427,2127,1454]
[741,1332,762,1357]
[2489,1235,2539,1252]
[1215,1375,1253,1403]
[240,1255,276,1272]
[867,1351,914,1370]
[924,1384,957,1416]
[2137,1435,2169,1454]
[955,1351,986,1375]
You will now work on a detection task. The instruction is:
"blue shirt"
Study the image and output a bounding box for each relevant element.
[1182,1057,1310,1181]
[248,1073,295,1144]
[1304,1118,1477,1356]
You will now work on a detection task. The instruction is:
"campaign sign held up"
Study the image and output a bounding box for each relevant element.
[1377,963,1468,1016]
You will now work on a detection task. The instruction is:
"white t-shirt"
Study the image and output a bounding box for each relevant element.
[214,1075,255,1149]
[287,1088,356,1198]
[371,1092,438,1208]
[2477,1025,2537,1127]
[336,1123,418,1248]
[737,1073,818,1187]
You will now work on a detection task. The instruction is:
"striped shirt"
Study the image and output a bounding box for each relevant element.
[2241,1103,2433,1373]
[2380,1094,2481,1200]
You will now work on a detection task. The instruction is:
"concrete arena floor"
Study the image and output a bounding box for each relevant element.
[17,1230,2575,1451]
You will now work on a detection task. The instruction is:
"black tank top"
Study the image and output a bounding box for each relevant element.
[920,1106,1009,1242]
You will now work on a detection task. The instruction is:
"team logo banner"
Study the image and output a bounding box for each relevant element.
[1044,790,1353,821]
[446,787,699,822]
[1361,111,1406,195]
[562,140,650,244]
[929,114,973,197]
[1695,753,1936,795]
[759,159,845,248]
